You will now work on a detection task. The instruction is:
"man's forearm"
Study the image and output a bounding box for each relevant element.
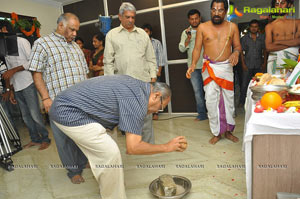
[274,39,300,47]
[191,48,201,67]
[178,32,188,53]
[184,37,191,47]
[126,140,168,155]
[266,43,290,52]
[4,78,12,89]
[13,66,25,73]
[32,72,50,99]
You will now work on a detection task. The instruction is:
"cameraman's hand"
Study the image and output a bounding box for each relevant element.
[185,27,191,35]
[9,91,17,105]
[1,91,10,101]
[185,28,192,47]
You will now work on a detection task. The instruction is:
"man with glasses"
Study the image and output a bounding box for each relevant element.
[49,75,187,199]
[186,0,242,145]
[104,2,157,144]
[29,13,89,184]
[265,0,300,75]
[179,9,207,121]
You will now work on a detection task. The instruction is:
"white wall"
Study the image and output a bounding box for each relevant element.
[0,0,62,36]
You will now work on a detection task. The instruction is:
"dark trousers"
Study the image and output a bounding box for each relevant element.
[240,68,261,104]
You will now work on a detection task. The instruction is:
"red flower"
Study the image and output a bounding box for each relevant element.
[11,12,19,21]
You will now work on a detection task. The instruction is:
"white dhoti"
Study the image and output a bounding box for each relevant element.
[54,122,127,199]
[202,59,235,136]
[267,46,299,75]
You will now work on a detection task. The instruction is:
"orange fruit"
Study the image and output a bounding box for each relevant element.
[260,92,282,110]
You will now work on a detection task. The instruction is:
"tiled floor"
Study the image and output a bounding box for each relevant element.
[0,108,246,199]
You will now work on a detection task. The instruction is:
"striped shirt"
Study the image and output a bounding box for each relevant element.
[151,38,166,68]
[28,32,89,100]
[49,75,150,135]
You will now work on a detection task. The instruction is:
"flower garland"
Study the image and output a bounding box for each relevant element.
[10,12,41,37]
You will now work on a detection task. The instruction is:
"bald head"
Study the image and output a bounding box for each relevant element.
[57,13,79,27]
[56,13,80,43]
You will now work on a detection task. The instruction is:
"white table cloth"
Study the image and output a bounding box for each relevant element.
[243,86,300,199]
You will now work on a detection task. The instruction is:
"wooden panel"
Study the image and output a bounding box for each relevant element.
[252,135,300,199]
[108,0,158,16]
[75,24,101,50]
[63,0,104,23]
[169,64,196,112]
[163,1,211,60]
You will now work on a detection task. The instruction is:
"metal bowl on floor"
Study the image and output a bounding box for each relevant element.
[250,85,290,101]
[149,175,192,199]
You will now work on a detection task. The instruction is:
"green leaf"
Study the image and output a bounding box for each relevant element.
[283,59,298,68]
[281,64,293,69]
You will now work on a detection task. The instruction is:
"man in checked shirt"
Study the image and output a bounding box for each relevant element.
[29,13,89,184]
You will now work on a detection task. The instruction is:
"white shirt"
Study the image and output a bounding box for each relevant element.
[5,37,33,92]
[104,25,157,82]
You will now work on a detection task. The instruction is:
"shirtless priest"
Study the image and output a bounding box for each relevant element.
[265,0,300,75]
[186,0,242,145]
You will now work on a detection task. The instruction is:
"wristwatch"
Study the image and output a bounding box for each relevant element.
[6,88,10,92]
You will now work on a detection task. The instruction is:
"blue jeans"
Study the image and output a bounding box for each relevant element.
[50,120,88,178]
[14,83,50,143]
[190,69,207,120]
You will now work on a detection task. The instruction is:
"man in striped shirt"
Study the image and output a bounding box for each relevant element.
[49,75,187,199]
[29,13,89,184]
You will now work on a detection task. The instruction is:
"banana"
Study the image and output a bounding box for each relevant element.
[283,101,300,108]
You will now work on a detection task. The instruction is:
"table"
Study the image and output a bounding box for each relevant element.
[243,88,300,199]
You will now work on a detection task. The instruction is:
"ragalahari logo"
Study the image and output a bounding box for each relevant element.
[227,4,243,21]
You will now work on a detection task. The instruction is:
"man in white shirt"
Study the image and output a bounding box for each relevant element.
[0,20,50,150]
[0,57,18,132]
[104,2,157,144]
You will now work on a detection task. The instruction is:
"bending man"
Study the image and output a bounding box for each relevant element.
[49,75,187,199]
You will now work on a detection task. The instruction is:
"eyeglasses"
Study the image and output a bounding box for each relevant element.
[211,8,225,14]
[158,96,164,112]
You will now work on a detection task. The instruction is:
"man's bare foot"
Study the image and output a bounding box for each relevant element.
[23,142,41,149]
[153,114,158,120]
[209,135,221,145]
[194,118,200,121]
[225,131,239,143]
[71,175,85,184]
[38,142,50,150]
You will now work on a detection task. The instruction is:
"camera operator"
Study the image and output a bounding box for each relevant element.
[178,9,207,121]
